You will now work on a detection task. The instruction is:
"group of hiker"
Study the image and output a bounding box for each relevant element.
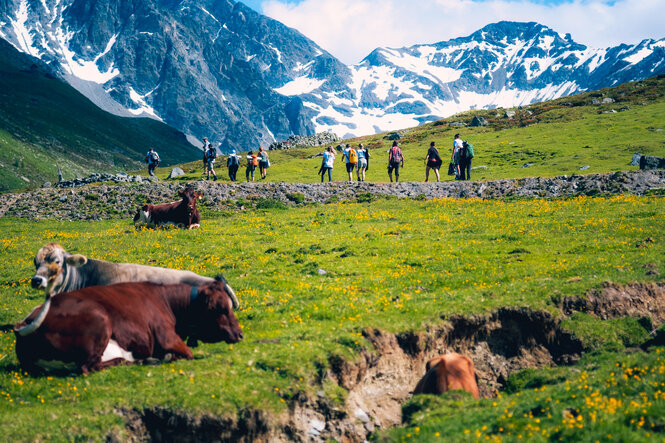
[144,133,474,183]
[316,133,474,183]
[203,138,270,182]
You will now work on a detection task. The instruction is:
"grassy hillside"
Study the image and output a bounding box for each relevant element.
[0,39,199,191]
[156,75,665,184]
[0,194,663,440]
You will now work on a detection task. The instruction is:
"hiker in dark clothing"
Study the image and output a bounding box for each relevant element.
[145,148,160,177]
[227,150,240,181]
[425,141,442,182]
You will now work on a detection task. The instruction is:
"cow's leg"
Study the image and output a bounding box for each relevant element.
[155,328,193,361]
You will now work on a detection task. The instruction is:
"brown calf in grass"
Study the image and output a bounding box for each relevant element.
[413,353,480,399]
[133,187,203,229]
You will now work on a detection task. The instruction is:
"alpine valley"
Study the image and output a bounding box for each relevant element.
[1,0,664,152]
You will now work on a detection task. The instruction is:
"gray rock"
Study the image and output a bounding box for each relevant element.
[354,409,370,424]
[631,153,643,166]
[168,167,185,178]
[640,156,665,170]
[602,97,615,104]
[521,163,533,168]
[309,419,325,436]
[449,122,466,127]
[317,269,328,275]
[505,110,516,119]
[580,165,590,170]
[471,165,488,170]
[470,116,488,127]
[42,182,51,188]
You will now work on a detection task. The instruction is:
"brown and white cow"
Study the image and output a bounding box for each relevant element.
[413,353,480,399]
[31,243,239,308]
[14,276,243,373]
[133,187,202,229]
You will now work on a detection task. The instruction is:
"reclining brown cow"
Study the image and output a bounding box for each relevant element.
[31,242,239,308]
[14,276,242,373]
[413,353,480,399]
[133,187,202,229]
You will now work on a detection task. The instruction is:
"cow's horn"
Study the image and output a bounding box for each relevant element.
[224,282,239,309]
[15,293,52,336]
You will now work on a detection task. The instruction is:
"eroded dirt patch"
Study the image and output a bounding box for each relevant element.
[118,283,665,442]
[562,282,665,326]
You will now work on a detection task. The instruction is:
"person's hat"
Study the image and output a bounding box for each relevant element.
[231,150,236,155]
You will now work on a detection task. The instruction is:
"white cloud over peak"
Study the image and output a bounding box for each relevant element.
[261,0,665,64]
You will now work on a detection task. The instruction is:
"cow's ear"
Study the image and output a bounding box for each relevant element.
[66,254,88,267]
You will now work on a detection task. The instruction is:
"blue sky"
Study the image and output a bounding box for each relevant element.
[239,0,665,64]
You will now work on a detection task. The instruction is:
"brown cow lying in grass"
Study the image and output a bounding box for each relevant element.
[133,187,202,229]
[413,353,480,399]
[14,276,242,374]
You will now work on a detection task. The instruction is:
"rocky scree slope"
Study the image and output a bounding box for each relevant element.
[1,170,664,221]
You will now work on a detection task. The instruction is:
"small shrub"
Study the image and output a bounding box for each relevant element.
[256,198,287,210]
[286,192,305,204]
[356,192,374,203]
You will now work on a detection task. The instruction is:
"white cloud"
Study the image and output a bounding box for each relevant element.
[261,0,665,64]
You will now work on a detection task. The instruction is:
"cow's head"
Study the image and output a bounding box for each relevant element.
[188,276,243,345]
[32,243,87,292]
[179,187,203,227]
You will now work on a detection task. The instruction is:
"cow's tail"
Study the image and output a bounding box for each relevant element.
[215,275,239,309]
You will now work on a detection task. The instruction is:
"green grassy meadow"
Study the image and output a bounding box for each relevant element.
[0,194,663,440]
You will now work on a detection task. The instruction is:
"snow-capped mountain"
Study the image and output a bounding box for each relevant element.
[282,21,665,138]
[0,0,349,151]
[1,0,664,150]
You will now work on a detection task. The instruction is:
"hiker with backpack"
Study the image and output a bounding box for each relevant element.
[258,146,270,180]
[227,150,240,181]
[458,140,475,180]
[145,147,160,177]
[319,146,335,182]
[245,151,258,182]
[452,133,464,179]
[425,141,442,182]
[204,143,218,181]
[387,141,404,183]
[356,143,369,182]
[342,144,358,182]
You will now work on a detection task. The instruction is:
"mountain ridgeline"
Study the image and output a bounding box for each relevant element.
[1,0,664,151]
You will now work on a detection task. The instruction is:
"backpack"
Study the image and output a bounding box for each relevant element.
[150,151,160,163]
[461,141,474,161]
[349,148,358,164]
[389,146,402,164]
[465,142,474,158]
[207,147,217,159]
[228,155,239,166]
[252,155,258,166]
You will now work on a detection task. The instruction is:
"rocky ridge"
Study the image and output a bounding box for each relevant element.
[1,170,664,221]
[268,132,339,150]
